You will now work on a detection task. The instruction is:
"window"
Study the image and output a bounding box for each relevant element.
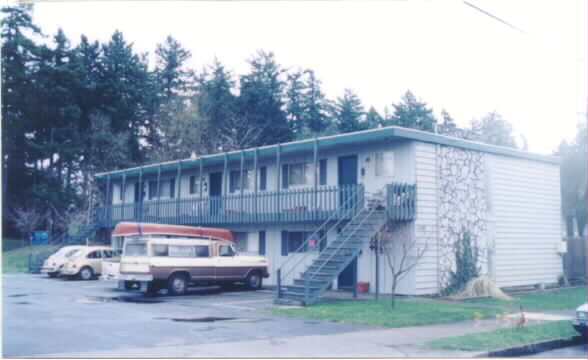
[375,152,394,177]
[259,231,266,256]
[169,245,195,257]
[319,159,327,185]
[219,245,235,257]
[259,167,267,191]
[169,177,176,198]
[234,232,248,252]
[152,244,169,257]
[229,170,251,193]
[103,250,115,258]
[189,175,197,194]
[124,242,147,256]
[87,251,102,259]
[281,231,312,255]
[283,163,312,188]
[149,180,158,200]
[119,183,124,201]
[195,245,209,257]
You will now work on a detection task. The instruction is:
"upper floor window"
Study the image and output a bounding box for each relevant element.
[169,177,176,198]
[189,175,197,195]
[283,163,312,188]
[259,167,267,191]
[149,180,158,200]
[229,170,252,193]
[319,159,327,185]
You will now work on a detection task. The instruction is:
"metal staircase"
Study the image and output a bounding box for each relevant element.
[274,192,389,306]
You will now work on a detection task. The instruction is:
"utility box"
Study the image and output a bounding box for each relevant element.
[31,231,49,245]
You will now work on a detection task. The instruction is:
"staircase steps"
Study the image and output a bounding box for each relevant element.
[275,208,388,305]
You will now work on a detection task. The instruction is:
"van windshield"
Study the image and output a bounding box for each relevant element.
[124,241,148,257]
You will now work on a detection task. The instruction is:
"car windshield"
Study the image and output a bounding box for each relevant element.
[124,241,148,257]
[65,249,80,257]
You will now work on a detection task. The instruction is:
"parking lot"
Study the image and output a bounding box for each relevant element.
[3,274,372,357]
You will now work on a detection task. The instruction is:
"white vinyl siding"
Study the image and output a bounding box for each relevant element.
[489,154,562,287]
[413,142,439,295]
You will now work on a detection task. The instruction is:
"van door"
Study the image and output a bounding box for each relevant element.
[189,244,216,281]
[215,244,245,280]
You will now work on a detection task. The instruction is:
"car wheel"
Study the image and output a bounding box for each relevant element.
[167,273,188,296]
[79,266,94,281]
[245,271,262,290]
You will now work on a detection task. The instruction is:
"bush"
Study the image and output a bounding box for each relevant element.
[442,229,481,296]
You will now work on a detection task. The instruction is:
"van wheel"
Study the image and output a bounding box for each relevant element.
[246,271,262,290]
[124,281,138,290]
[79,266,94,281]
[168,274,188,296]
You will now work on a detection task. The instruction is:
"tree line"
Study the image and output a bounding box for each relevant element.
[4,5,581,239]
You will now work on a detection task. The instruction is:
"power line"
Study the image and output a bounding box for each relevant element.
[463,0,528,35]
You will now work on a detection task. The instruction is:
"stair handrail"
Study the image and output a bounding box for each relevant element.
[276,183,364,290]
[307,204,382,287]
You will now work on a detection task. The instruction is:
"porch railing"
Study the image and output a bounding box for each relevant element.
[94,184,366,227]
[93,182,416,228]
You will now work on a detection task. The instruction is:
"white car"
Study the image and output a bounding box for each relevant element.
[573,303,587,337]
[40,246,84,278]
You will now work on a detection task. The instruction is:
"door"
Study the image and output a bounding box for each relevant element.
[338,155,358,209]
[86,250,103,274]
[215,243,245,280]
[133,182,145,219]
[338,257,357,289]
[209,172,223,216]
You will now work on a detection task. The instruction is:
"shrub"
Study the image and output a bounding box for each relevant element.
[442,229,481,296]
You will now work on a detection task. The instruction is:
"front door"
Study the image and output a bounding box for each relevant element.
[338,155,358,209]
[338,257,357,290]
[209,172,223,216]
[133,182,145,220]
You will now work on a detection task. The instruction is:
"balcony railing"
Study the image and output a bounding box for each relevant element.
[93,183,416,228]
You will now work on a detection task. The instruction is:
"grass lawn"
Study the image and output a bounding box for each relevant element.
[3,245,59,273]
[465,286,587,312]
[265,299,500,328]
[425,320,577,351]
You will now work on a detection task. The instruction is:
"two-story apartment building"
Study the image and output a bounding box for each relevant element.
[92,126,561,304]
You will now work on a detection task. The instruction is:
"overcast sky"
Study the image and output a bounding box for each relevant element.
[28,0,587,154]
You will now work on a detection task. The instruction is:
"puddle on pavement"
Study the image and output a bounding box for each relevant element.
[8,293,42,298]
[77,296,163,304]
[304,320,321,325]
[155,316,267,323]
[15,301,31,305]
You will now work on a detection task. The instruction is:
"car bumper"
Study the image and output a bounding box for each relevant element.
[40,267,59,274]
[573,320,587,336]
[120,273,153,282]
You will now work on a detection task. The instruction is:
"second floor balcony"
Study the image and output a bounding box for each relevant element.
[94,183,416,228]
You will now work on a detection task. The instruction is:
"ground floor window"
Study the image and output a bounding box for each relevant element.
[234,232,248,252]
[281,231,320,255]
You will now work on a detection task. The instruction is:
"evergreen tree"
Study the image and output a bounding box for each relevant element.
[333,89,365,134]
[237,50,292,147]
[388,90,437,132]
[286,70,306,137]
[195,59,237,154]
[303,70,330,135]
[365,106,384,129]
[469,112,517,148]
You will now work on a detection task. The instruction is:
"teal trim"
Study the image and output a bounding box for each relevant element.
[96,126,559,179]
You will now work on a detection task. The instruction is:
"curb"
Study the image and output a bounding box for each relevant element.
[474,336,585,357]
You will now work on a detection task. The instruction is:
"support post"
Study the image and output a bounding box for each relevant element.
[253,148,258,222]
[138,167,143,222]
[375,234,380,300]
[176,161,182,224]
[313,137,318,221]
[276,144,281,222]
[353,258,358,299]
[223,153,228,220]
[121,174,126,220]
[156,165,161,222]
[240,150,244,222]
[199,157,204,220]
[276,268,281,300]
[105,174,111,226]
